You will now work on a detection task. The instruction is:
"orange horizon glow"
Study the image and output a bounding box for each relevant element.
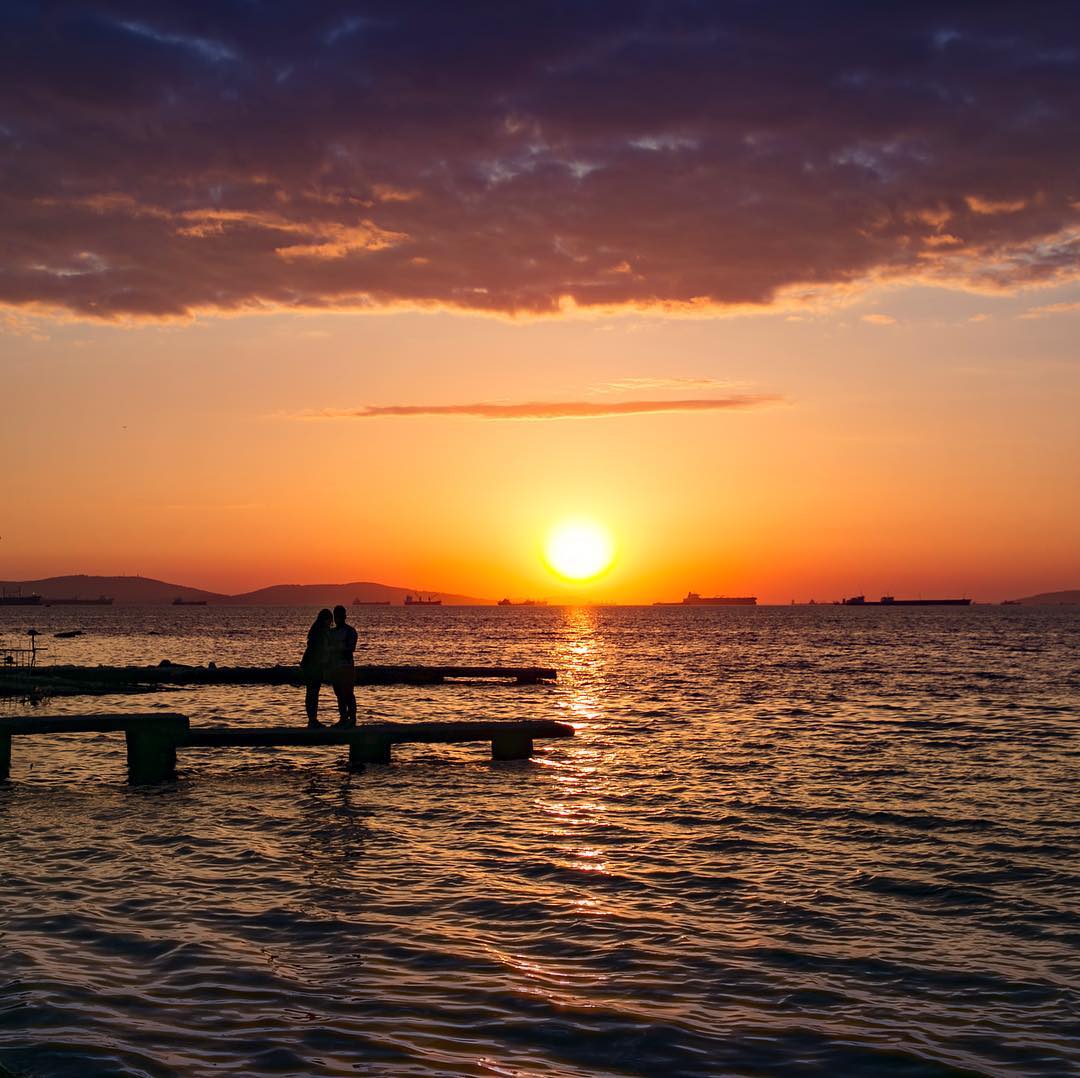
[2,294,1078,605]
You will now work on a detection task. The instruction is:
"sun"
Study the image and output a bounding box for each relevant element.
[544,520,615,581]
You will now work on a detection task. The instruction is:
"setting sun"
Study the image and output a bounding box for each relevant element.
[544,520,616,581]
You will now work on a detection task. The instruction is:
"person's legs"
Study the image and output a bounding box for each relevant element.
[305,679,322,726]
[331,668,357,726]
[331,677,348,722]
[344,666,357,724]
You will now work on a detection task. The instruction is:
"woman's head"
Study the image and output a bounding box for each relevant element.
[314,607,333,629]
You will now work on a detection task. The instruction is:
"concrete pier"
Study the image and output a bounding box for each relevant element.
[38,663,558,687]
[0,715,573,784]
[0,714,190,784]
[1,663,558,698]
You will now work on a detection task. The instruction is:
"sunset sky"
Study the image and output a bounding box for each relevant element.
[2,2,1078,602]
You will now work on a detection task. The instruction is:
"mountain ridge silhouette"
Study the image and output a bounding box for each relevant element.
[0,574,488,605]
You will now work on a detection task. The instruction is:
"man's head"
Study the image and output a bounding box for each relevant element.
[333,604,347,626]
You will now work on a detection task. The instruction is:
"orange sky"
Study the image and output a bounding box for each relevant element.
[3,284,1078,603]
[4,7,1080,602]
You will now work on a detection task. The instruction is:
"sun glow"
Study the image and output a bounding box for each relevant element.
[544,520,616,582]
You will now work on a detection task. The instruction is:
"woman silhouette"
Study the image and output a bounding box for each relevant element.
[300,608,333,727]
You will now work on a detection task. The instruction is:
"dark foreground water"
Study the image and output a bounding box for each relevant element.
[0,605,1077,1077]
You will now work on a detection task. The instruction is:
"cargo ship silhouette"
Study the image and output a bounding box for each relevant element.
[655,592,757,606]
[0,588,42,606]
[46,596,114,606]
[841,595,971,606]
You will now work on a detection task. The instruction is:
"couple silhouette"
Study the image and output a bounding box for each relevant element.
[300,605,357,728]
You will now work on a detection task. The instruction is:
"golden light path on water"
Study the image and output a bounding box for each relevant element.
[487,607,618,1009]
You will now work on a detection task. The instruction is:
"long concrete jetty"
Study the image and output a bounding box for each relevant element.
[0,713,574,784]
[0,663,558,699]
[34,663,556,688]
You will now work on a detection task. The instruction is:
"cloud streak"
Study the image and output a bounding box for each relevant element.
[2,4,1079,321]
[1019,300,1080,319]
[313,396,782,421]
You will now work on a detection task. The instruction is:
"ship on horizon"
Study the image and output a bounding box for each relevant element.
[0,588,42,607]
[404,594,442,606]
[352,598,391,606]
[497,598,549,606]
[45,596,114,606]
[841,595,971,606]
[172,597,208,606]
[655,592,758,606]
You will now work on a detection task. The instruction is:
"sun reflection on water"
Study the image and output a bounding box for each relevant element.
[524,609,626,888]
[554,606,607,728]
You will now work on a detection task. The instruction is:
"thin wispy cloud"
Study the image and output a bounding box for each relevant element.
[310,395,782,421]
[1019,301,1080,320]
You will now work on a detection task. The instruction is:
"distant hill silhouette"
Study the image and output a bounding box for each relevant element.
[1,575,487,605]
[1,575,224,604]
[1010,589,1080,605]
[223,582,485,606]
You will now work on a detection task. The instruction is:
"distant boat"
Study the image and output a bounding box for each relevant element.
[841,595,971,606]
[352,599,391,606]
[0,589,42,606]
[655,592,757,606]
[172,597,208,606]
[404,594,442,606]
[497,598,548,606]
[45,596,114,606]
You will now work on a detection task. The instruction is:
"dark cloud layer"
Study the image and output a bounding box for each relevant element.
[2,2,1079,320]
[316,395,780,420]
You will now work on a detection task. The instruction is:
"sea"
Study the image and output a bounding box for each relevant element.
[0,604,1077,1077]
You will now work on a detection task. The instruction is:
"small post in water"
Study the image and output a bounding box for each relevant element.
[492,732,533,760]
[126,719,185,784]
[349,731,392,769]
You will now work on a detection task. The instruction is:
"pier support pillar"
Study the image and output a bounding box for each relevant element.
[126,727,179,784]
[349,733,392,770]
[492,733,533,760]
[0,733,10,781]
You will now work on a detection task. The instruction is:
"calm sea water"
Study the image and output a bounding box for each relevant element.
[0,605,1077,1077]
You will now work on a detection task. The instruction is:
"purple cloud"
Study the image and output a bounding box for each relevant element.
[1,3,1079,320]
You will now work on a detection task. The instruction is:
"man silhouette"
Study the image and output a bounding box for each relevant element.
[327,604,358,728]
